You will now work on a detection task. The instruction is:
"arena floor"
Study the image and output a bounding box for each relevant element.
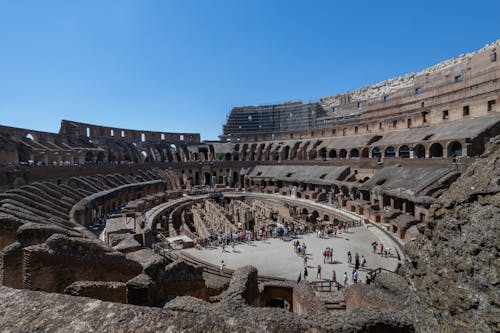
[182,224,400,283]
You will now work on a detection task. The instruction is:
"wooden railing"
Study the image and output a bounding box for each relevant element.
[310,279,344,292]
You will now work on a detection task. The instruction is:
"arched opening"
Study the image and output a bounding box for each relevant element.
[18,145,31,162]
[447,141,462,158]
[310,211,319,224]
[140,150,148,162]
[225,153,232,161]
[430,143,443,158]
[318,147,327,160]
[308,149,317,160]
[233,151,240,161]
[232,171,239,187]
[384,146,396,157]
[25,133,34,140]
[85,152,94,163]
[281,146,290,160]
[204,172,211,186]
[349,149,359,159]
[273,149,280,161]
[361,148,369,158]
[339,149,347,159]
[141,133,146,142]
[328,149,337,159]
[414,144,425,158]
[96,151,105,163]
[323,215,330,222]
[399,145,410,159]
[372,147,381,158]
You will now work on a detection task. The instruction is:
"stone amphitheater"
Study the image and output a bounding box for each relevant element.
[0,41,499,332]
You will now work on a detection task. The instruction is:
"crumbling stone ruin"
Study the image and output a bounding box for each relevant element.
[0,40,499,332]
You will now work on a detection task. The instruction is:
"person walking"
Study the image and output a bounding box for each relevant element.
[317,265,322,279]
[361,255,366,268]
[332,270,337,283]
[343,272,349,286]
[219,260,225,273]
[304,266,308,280]
[347,251,352,264]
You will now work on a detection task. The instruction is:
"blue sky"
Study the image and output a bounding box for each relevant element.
[0,1,499,140]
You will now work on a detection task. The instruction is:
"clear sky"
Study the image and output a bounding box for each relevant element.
[0,1,499,140]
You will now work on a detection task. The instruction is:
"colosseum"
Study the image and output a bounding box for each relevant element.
[0,41,498,332]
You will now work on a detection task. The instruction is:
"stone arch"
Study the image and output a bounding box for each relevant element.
[85,151,94,163]
[308,149,317,160]
[372,147,381,158]
[429,143,443,158]
[414,144,425,158]
[328,149,337,159]
[361,148,369,158]
[399,145,410,158]
[96,151,105,163]
[340,185,349,195]
[225,153,232,161]
[273,149,280,161]
[384,146,396,157]
[281,146,290,160]
[318,147,327,160]
[447,141,462,158]
[349,148,359,158]
[323,215,330,222]
[339,149,347,159]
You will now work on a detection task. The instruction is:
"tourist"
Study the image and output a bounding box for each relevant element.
[303,255,308,267]
[355,253,360,270]
[304,267,308,280]
[219,260,225,273]
[372,241,378,253]
[332,270,336,283]
[317,265,322,279]
[343,272,348,286]
[323,249,328,263]
[347,251,352,264]
[380,243,384,256]
[329,248,333,263]
[361,255,366,268]
[352,269,358,283]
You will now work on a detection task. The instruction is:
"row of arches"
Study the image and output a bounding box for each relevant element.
[223,141,463,161]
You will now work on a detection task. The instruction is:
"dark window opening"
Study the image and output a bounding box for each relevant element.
[354,126,358,134]
[392,120,398,128]
[488,100,496,111]
[357,102,362,110]
[463,105,470,116]
[415,87,422,94]
[407,119,412,128]
[384,95,390,102]
[443,110,449,120]
[422,111,428,123]
[319,174,327,179]
[454,75,462,82]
